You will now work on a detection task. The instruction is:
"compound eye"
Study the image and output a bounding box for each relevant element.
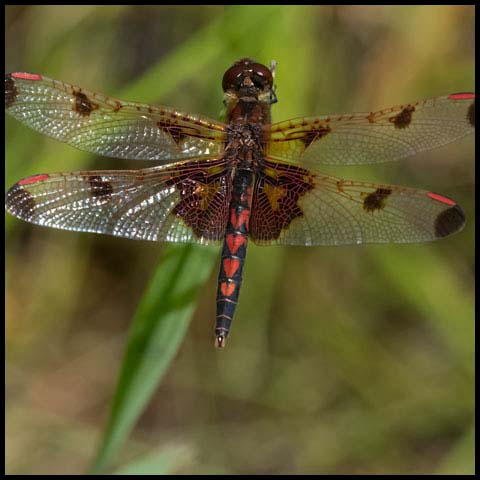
[250,63,273,88]
[222,63,246,91]
[222,59,273,91]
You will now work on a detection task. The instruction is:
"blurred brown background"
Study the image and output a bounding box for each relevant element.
[5,5,474,474]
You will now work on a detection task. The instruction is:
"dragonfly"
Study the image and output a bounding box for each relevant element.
[5,59,475,348]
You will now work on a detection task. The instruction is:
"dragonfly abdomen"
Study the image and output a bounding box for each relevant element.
[215,169,253,349]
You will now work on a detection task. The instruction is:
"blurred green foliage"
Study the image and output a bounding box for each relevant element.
[5,5,474,475]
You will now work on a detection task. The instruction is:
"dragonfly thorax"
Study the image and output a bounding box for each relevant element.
[225,123,265,169]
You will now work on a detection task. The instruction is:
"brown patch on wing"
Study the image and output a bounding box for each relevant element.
[156,119,218,146]
[389,105,415,129]
[165,161,231,241]
[88,175,113,198]
[5,74,17,108]
[363,188,392,212]
[73,90,99,116]
[250,161,315,241]
[302,125,331,148]
[157,120,187,145]
[434,205,465,238]
[113,101,123,113]
[468,100,475,127]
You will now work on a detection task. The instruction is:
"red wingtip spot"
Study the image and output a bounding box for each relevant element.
[448,93,475,100]
[428,192,456,206]
[11,72,42,81]
[18,174,50,186]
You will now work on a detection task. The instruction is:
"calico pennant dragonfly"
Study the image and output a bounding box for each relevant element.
[5,59,475,348]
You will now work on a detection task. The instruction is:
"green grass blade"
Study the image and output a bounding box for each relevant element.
[114,444,195,475]
[91,244,217,473]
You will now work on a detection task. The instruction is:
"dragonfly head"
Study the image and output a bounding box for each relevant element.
[222,58,277,106]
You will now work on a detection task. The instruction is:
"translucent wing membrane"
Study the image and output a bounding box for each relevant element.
[5,157,231,245]
[5,72,473,248]
[267,93,475,165]
[251,159,465,246]
[5,73,226,162]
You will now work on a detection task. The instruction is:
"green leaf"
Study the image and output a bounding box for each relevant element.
[114,444,195,475]
[91,244,217,473]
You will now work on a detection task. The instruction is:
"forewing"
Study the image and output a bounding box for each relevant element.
[267,93,475,165]
[5,72,226,162]
[250,159,465,245]
[5,157,231,245]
